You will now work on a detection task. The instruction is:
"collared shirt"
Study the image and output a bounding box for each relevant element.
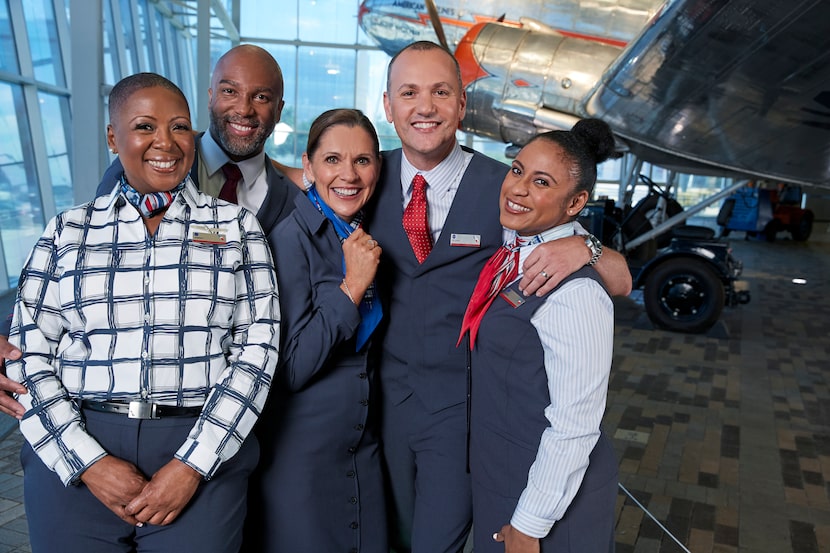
[199,132,269,214]
[400,141,473,245]
[8,178,280,485]
[501,220,590,245]
[504,222,614,537]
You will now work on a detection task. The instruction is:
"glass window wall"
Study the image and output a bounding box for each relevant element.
[0,0,738,295]
[38,92,72,213]
[21,0,64,86]
[298,0,358,44]
[0,83,42,288]
[0,0,18,73]
[241,1,297,40]
[115,0,138,76]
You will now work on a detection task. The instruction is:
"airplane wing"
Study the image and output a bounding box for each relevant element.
[584,0,830,188]
[360,0,830,188]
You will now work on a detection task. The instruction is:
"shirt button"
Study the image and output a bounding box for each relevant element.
[359,399,368,406]
[349,496,358,504]
[141,352,149,359]
[358,372,367,379]
[346,470,355,478]
[144,276,150,285]
[354,424,364,431]
[348,446,356,454]
[350,522,359,529]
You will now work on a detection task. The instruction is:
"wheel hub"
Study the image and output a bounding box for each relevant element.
[660,275,706,317]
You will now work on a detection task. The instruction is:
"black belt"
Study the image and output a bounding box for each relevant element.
[81,400,203,420]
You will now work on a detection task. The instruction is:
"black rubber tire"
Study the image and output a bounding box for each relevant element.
[791,213,813,242]
[644,258,725,333]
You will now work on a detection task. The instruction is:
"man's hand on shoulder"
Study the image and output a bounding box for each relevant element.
[519,235,590,296]
[271,159,304,190]
[518,235,632,297]
[0,335,26,419]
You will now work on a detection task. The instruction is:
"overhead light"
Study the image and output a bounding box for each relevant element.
[792,278,807,285]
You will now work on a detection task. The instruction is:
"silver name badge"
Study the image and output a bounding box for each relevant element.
[500,287,525,308]
[450,233,481,247]
[192,225,228,244]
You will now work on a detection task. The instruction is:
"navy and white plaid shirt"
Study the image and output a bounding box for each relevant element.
[8,178,280,485]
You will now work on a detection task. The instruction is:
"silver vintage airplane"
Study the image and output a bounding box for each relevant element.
[359,0,830,189]
[357,0,830,333]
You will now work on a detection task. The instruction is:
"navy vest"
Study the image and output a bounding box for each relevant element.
[469,266,609,498]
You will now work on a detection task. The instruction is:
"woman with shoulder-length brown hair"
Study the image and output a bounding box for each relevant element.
[245,108,387,553]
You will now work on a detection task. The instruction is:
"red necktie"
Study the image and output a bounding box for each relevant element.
[457,244,519,348]
[219,163,242,204]
[403,174,432,263]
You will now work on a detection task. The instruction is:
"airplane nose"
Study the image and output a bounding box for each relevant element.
[357,1,369,25]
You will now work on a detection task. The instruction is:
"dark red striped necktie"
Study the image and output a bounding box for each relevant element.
[219,163,242,204]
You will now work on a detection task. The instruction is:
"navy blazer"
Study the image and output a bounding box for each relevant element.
[269,193,366,391]
[245,193,387,553]
[366,147,509,412]
[96,133,298,235]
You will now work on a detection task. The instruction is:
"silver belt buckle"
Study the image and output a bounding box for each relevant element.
[128,401,159,419]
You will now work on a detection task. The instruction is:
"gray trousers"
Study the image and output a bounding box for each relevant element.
[22,407,258,553]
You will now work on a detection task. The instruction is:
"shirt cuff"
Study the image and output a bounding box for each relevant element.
[17,410,109,486]
[52,436,108,486]
[510,504,555,539]
[175,438,220,480]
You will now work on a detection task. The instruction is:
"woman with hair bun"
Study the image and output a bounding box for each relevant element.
[460,119,621,553]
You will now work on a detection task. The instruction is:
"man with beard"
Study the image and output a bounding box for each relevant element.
[0,44,302,417]
[93,44,302,232]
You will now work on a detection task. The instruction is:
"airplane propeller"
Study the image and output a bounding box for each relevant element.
[424,0,450,50]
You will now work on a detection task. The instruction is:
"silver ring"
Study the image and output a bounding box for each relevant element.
[540,270,549,279]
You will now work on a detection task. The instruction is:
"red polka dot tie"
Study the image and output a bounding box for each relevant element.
[403,174,432,263]
[219,163,242,204]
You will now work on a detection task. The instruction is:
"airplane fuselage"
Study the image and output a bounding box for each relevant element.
[358,0,662,55]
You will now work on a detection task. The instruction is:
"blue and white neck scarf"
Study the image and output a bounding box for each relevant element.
[306,184,383,352]
[120,173,186,218]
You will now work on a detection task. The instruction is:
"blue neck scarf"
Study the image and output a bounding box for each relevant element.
[120,173,186,218]
[306,185,383,351]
